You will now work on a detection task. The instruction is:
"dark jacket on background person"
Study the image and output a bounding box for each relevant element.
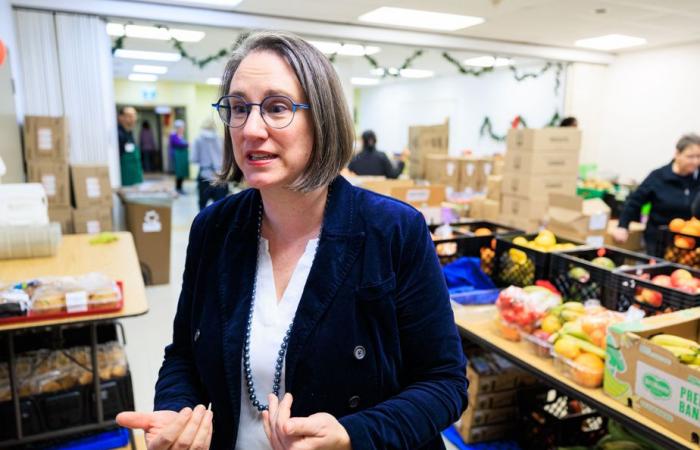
[349,147,405,179]
[619,162,700,252]
[154,176,468,450]
[118,124,135,157]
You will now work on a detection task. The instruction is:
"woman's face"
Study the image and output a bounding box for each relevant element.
[228,50,313,191]
[676,144,700,175]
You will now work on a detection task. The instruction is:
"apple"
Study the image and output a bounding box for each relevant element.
[671,269,693,287]
[651,275,672,288]
[639,288,663,307]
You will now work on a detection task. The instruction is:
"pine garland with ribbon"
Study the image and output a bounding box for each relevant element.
[441,52,494,76]
[479,111,561,142]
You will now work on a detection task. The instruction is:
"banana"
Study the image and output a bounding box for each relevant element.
[650,334,700,352]
[688,364,700,371]
[561,322,591,342]
[562,302,585,312]
[560,309,584,322]
[563,334,607,359]
[661,345,698,363]
[694,354,700,365]
[598,440,647,450]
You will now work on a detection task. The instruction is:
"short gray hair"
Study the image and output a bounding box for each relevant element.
[676,133,700,152]
[216,31,354,192]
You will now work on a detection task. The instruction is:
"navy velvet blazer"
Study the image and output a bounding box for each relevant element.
[154,176,468,449]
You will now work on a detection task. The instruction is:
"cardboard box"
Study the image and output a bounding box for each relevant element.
[48,205,73,234]
[546,194,610,246]
[605,219,645,252]
[501,173,577,199]
[71,164,113,208]
[483,199,500,222]
[408,120,449,179]
[23,116,69,161]
[457,422,516,444]
[389,185,445,207]
[424,155,460,188]
[457,157,492,192]
[124,200,172,285]
[468,196,486,218]
[501,194,548,220]
[467,352,537,397]
[356,179,414,196]
[26,160,71,206]
[506,127,581,152]
[462,405,518,428]
[491,158,505,176]
[72,206,112,234]
[605,307,700,443]
[498,213,541,233]
[486,175,502,201]
[504,149,580,175]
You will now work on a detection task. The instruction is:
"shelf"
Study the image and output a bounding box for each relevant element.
[0,232,149,332]
[453,304,699,450]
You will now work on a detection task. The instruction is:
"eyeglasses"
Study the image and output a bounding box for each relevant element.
[212,95,310,129]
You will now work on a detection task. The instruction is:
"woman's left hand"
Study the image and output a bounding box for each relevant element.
[262,393,352,450]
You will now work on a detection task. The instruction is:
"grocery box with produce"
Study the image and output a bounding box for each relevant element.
[604,307,700,443]
[656,217,700,269]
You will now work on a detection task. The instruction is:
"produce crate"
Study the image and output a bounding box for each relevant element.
[517,385,607,450]
[549,247,659,304]
[656,225,700,268]
[609,262,700,314]
[576,186,606,199]
[494,233,582,287]
[430,220,523,274]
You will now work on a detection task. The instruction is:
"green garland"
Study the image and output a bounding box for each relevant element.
[479,111,561,142]
[362,49,423,77]
[441,52,494,76]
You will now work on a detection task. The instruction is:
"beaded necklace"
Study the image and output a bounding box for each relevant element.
[243,188,329,412]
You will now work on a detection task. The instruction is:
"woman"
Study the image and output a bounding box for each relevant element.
[171,119,190,194]
[117,31,467,449]
[614,134,700,254]
[140,120,158,173]
[191,118,229,210]
[348,130,405,179]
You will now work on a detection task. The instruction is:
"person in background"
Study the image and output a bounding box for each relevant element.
[170,119,189,194]
[191,118,229,210]
[117,106,143,186]
[559,116,578,127]
[348,130,406,178]
[139,120,158,173]
[614,133,700,255]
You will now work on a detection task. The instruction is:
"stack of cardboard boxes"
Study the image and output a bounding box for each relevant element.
[499,128,581,232]
[456,352,537,443]
[24,116,72,233]
[408,120,449,180]
[71,164,113,234]
[424,155,495,193]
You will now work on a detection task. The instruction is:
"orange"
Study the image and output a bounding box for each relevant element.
[669,218,686,233]
[675,235,696,249]
[572,353,604,387]
[681,223,700,237]
[474,227,492,236]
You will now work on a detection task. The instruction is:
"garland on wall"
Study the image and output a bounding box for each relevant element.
[479,111,561,142]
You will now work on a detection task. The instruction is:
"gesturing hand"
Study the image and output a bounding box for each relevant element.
[262,393,352,450]
[116,404,213,450]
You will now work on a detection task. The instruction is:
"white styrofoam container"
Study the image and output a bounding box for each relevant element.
[0,183,49,226]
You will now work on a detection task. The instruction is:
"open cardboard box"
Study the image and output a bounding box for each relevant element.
[547,193,610,246]
[605,307,700,443]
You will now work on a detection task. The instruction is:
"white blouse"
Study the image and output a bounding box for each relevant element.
[235,237,319,450]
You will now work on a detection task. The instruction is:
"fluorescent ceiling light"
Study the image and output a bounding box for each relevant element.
[115,49,182,62]
[171,0,243,7]
[463,56,512,67]
[574,34,646,51]
[133,64,168,74]
[309,40,380,56]
[358,7,484,31]
[399,68,434,78]
[107,23,205,42]
[370,68,385,76]
[206,77,221,85]
[351,77,380,86]
[128,73,158,82]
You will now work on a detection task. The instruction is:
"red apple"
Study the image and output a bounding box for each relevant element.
[674,278,696,294]
[671,269,693,287]
[651,275,672,287]
[639,288,663,307]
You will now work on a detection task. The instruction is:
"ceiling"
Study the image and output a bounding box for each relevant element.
[109,0,700,84]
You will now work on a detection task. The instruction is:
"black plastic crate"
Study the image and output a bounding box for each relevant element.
[0,397,43,440]
[610,262,700,314]
[656,226,700,268]
[549,247,659,303]
[517,385,607,450]
[430,221,523,275]
[494,233,583,287]
[87,373,135,421]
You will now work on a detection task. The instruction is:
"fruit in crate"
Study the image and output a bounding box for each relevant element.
[473,227,492,236]
[568,266,591,283]
[674,235,696,249]
[496,286,562,336]
[649,334,700,365]
[510,229,577,254]
[591,256,616,269]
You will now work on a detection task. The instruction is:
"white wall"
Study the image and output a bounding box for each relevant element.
[356,66,565,156]
[567,43,700,182]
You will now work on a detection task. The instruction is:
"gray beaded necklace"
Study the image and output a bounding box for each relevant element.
[243,188,329,412]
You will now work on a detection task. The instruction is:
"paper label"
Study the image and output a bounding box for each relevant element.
[466,164,475,176]
[65,290,88,313]
[586,235,605,247]
[589,213,608,231]
[635,360,700,427]
[86,177,101,198]
[41,174,57,196]
[37,128,53,151]
[86,220,101,234]
[125,142,135,153]
[446,162,455,177]
[143,209,163,232]
[405,189,430,203]
[483,162,492,175]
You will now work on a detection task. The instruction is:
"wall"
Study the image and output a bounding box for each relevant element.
[567,42,700,182]
[0,0,24,182]
[356,65,564,156]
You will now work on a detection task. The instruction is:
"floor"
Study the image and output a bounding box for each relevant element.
[118,180,459,449]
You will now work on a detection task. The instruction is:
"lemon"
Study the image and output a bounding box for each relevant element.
[541,315,562,334]
[509,248,527,265]
[512,236,528,247]
[554,337,581,359]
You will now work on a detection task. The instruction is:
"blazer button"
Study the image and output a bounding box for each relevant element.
[194,329,200,342]
[353,345,366,360]
[348,395,360,409]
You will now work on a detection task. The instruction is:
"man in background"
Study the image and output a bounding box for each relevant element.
[117,106,143,185]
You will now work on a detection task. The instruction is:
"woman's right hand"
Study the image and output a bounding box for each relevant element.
[612,227,630,243]
[116,404,213,450]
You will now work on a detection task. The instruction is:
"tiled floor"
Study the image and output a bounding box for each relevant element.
[119,180,459,449]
